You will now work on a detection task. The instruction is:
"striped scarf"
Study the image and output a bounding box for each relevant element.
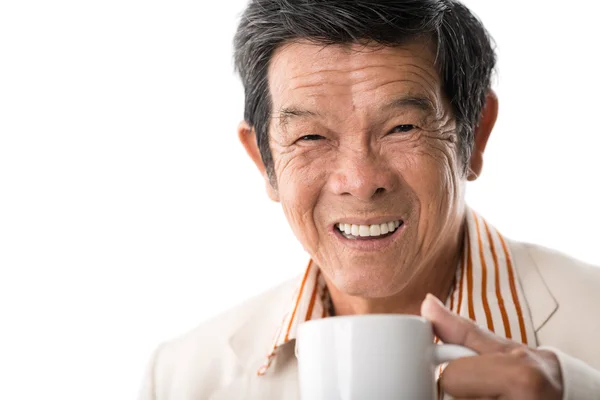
[257,209,536,399]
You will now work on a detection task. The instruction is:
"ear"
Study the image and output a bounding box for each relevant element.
[468,90,499,181]
[237,121,280,202]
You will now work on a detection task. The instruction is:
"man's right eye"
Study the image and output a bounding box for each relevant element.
[298,135,324,141]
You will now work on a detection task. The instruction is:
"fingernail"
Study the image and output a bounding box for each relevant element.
[422,293,442,318]
[426,293,444,308]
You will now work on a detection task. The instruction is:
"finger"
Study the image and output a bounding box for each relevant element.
[421,293,515,354]
[440,352,514,398]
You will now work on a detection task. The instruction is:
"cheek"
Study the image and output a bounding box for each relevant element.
[276,155,329,250]
[396,144,461,226]
[401,153,456,197]
[277,154,328,207]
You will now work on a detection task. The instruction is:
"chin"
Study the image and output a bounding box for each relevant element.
[331,268,401,298]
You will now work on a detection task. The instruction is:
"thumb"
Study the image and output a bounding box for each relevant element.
[421,293,514,354]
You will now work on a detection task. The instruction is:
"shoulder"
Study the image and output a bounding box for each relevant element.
[511,241,600,368]
[509,239,600,314]
[144,278,298,399]
[518,241,600,290]
[514,240,600,310]
[161,276,297,357]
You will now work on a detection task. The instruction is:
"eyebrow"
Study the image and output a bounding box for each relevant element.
[275,107,320,129]
[381,95,436,114]
[275,95,436,129]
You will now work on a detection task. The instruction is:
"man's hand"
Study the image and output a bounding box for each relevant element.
[421,294,563,399]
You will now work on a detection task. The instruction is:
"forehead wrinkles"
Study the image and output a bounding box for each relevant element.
[288,69,440,103]
[269,44,442,107]
[290,62,438,91]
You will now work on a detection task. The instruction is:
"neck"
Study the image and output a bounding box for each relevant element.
[327,220,466,317]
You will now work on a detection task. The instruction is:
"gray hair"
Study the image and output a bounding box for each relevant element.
[234,0,496,183]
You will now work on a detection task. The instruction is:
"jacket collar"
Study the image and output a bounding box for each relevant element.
[508,239,558,331]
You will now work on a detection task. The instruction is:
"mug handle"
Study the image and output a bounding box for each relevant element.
[433,344,477,365]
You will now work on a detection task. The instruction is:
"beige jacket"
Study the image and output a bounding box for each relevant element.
[138,240,600,399]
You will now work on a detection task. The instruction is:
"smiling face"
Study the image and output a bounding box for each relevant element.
[243,39,474,298]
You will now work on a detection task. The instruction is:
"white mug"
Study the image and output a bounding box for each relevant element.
[296,314,476,400]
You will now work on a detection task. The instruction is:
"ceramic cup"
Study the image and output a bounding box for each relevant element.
[296,314,476,400]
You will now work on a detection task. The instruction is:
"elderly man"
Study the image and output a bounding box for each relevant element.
[139,0,600,399]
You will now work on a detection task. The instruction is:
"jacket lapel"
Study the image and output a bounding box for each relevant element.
[210,279,300,400]
[509,239,558,331]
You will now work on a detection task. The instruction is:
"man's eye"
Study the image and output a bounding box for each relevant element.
[390,124,415,133]
[298,134,324,141]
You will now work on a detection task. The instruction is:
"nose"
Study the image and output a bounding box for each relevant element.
[329,150,398,201]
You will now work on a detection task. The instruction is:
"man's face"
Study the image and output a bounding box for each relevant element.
[266,40,467,298]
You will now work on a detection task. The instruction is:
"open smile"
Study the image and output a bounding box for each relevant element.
[332,219,405,251]
[335,220,403,240]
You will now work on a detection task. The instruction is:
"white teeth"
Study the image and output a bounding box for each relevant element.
[359,225,370,237]
[380,223,389,235]
[370,224,381,236]
[336,220,402,238]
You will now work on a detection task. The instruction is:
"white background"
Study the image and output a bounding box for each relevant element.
[0,1,598,399]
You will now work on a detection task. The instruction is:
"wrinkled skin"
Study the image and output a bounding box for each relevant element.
[242,40,473,313]
[238,39,563,399]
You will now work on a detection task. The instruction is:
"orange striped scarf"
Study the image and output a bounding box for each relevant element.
[257,209,536,390]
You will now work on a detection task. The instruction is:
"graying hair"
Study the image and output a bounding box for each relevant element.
[234,0,496,183]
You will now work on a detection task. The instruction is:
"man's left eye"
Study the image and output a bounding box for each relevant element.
[390,124,415,133]
[299,135,324,141]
